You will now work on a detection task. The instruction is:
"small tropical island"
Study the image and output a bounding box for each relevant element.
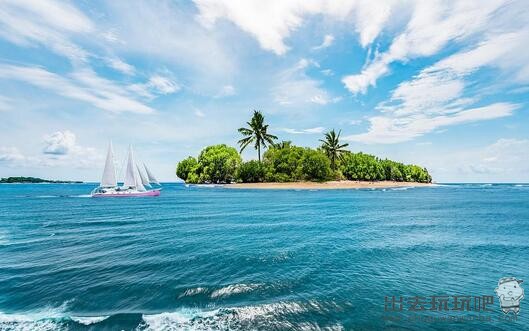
[177,111,433,189]
[0,177,82,184]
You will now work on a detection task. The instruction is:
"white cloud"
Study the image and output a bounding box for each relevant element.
[345,31,528,144]
[105,57,135,75]
[0,64,155,114]
[1,130,103,169]
[313,34,334,50]
[273,59,334,106]
[342,1,509,94]
[345,103,518,144]
[194,0,396,55]
[43,130,76,155]
[427,138,529,182]
[0,0,94,62]
[280,127,325,134]
[147,75,180,94]
[128,73,181,99]
[41,130,101,168]
[105,1,235,83]
[0,147,26,163]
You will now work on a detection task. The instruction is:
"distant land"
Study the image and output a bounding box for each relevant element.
[0,177,83,184]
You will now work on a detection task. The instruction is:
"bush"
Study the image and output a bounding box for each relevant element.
[341,152,384,181]
[176,156,198,181]
[263,142,305,181]
[300,149,331,181]
[237,160,265,183]
[197,144,241,183]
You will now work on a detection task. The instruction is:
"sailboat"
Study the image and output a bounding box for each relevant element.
[91,143,161,197]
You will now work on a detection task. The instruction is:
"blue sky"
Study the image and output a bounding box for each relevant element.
[0,0,528,182]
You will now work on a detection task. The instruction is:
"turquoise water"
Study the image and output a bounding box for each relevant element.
[0,183,528,330]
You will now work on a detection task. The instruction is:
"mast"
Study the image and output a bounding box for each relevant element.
[100,142,117,187]
[144,163,160,185]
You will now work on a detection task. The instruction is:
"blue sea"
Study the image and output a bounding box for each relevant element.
[0,183,528,330]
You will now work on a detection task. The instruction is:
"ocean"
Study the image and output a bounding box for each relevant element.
[0,183,528,330]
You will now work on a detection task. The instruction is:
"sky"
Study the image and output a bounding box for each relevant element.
[0,0,529,183]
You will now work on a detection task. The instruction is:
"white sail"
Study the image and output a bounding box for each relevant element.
[135,166,146,191]
[144,163,160,185]
[137,164,151,188]
[123,146,137,188]
[101,142,117,187]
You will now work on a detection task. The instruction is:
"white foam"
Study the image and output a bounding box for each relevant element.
[210,283,262,298]
[178,287,209,298]
[70,315,109,325]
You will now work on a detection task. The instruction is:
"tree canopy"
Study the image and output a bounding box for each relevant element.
[238,110,277,162]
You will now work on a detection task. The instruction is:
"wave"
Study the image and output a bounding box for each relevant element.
[70,315,109,325]
[177,286,209,298]
[0,301,341,330]
[178,283,264,299]
[210,283,263,298]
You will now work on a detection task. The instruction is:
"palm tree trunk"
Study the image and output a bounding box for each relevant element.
[258,144,261,162]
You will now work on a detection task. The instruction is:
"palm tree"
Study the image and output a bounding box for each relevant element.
[238,110,278,162]
[320,129,349,171]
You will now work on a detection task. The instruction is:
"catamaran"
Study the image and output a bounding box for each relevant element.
[91,143,161,197]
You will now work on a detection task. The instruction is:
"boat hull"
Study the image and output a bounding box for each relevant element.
[91,189,161,198]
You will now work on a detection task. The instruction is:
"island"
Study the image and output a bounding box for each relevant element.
[0,177,83,184]
[176,111,433,189]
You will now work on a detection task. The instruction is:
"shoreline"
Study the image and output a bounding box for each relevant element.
[223,180,435,190]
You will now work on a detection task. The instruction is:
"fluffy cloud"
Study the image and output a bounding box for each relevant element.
[1,130,102,169]
[194,0,396,55]
[273,59,334,106]
[43,130,76,155]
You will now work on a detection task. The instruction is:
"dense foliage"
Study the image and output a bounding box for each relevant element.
[176,144,241,184]
[237,160,265,183]
[177,144,431,184]
[176,157,198,182]
[262,142,305,182]
[341,153,431,183]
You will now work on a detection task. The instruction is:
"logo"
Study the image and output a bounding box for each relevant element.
[495,277,524,314]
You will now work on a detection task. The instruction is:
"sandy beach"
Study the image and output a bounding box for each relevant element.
[224,180,434,190]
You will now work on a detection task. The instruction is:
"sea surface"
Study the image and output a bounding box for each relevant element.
[0,183,528,330]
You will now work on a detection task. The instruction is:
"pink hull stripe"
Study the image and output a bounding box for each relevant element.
[92,190,161,198]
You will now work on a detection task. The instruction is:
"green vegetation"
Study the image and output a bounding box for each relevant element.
[319,129,349,171]
[177,144,241,184]
[0,177,82,183]
[238,110,278,162]
[176,111,432,184]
